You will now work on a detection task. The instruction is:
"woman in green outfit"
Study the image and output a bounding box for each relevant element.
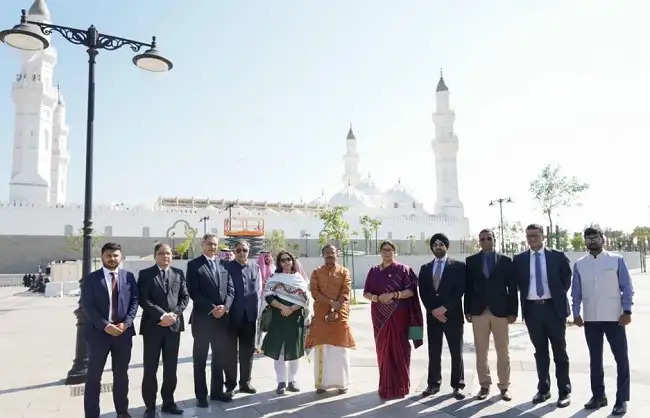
[262,250,313,394]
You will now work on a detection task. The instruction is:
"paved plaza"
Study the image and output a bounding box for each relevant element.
[0,269,648,417]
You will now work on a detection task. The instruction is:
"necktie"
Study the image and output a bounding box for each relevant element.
[432,260,442,290]
[110,272,119,323]
[208,259,216,274]
[487,253,495,276]
[534,252,544,297]
[161,269,169,294]
[482,253,490,278]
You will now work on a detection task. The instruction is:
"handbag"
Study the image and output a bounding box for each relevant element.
[324,308,340,322]
[260,306,273,332]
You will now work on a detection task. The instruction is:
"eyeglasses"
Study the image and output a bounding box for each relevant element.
[235,248,249,253]
[280,257,292,263]
[479,237,493,241]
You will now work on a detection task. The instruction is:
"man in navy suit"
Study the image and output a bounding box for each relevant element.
[138,243,189,417]
[513,224,572,407]
[81,242,139,418]
[418,233,466,400]
[225,240,261,394]
[186,234,235,406]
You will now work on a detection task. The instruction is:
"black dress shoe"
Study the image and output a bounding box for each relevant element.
[453,388,466,400]
[476,387,489,400]
[316,388,326,394]
[584,396,607,409]
[500,389,512,401]
[557,393,571,408]
[276,382,286,395]
[239,383,257,394]
[532,391,551,404]
[161,403,184,414]
[287,381,300,392]
[338,388,348,394]
[196,398,209,408]
[143,409,156,418]
[215,392,233,402]
[612,401,627,416]
[117,414,132,418]
[422,385,440,396]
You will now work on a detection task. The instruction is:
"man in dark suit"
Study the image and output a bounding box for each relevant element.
[187,234,236,406]
[225,240,261,394]
[465,229,518,401]
[138,243,189,417]
[513,223,572,407]
[81,242,139,418]
[418,233,466,400]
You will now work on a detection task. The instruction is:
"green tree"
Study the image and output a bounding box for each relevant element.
[570,232,585,252]
[529,164,589,248]
[319,207,350,249]
[266,229,288,255]
[65,228,102,258]
[175,237,192,259]
[359,216,372,253]
[632,226,650,250]
[359,215,382,254]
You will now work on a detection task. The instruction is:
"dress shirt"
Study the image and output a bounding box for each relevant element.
[571,250,634,319]
[527,248,551,300]
[102,267,119,323]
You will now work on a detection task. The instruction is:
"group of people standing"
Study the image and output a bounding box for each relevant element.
[79,224,634,418]
[362,224,634,417]
[80,235,355,418]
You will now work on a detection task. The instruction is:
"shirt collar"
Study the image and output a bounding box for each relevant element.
[203,254,216,262]
[157,265,170,272]
[530,246,545,255]
[102,266,119,277]
[434,256,447,263]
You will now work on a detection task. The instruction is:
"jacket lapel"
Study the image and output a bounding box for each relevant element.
[154,267,166,292]
[520,252,531,294]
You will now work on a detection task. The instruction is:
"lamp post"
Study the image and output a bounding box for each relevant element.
[302,232,311,257]
[1,8,173,385]
[489,197,512,253]
[199,216,210,235]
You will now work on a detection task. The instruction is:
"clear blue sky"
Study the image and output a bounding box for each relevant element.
[1,0,648,234]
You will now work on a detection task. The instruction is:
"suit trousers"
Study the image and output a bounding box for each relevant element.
[524,302,571,395]
[472,308,510,390]
[584,321,630,402]
[426,314,465,389]
[233,319,256,385]
[192,316,236,400]
[84,330,133,418]
[141,331,181,409]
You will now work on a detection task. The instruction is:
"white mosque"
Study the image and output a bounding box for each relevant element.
[1,0,470,243]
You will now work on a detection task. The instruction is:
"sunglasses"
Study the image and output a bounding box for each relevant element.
[479,237,493,241]
[235,248,249,253]
[280,257,292,263]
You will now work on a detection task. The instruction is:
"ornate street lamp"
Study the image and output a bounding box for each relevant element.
[1,8,172,385]
[489,197,513,253]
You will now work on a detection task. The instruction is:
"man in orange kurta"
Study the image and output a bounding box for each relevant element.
[306,244,356,394]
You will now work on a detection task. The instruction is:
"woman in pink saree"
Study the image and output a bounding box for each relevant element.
[363,240,423,399]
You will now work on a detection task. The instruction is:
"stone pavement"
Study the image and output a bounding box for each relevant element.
[0,270,648,417]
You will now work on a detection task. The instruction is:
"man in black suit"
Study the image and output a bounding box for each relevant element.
[81,242,139,418]
[138,243,189,417]
[418,233,466,400]
[513,224,572,407]
[225,240,261,394]
[465,229,518,401]
[187,234,235,407]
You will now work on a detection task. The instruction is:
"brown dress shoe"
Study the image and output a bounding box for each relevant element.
[477,387,489,400]
[500,389,512,401]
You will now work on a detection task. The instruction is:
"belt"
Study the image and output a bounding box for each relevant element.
[527,299,552,304]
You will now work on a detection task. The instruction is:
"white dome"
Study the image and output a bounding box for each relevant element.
[329,186,373,208]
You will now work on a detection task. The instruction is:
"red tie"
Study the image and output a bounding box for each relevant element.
[110,272,119,323]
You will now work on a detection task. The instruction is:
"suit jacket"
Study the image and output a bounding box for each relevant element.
[137,265,189,334]
[418,258,466,323]
[512,248,572,320]
[186,255,234,323]
[226,260,261,326]
[81,268,139,337]
[465,252,518,317]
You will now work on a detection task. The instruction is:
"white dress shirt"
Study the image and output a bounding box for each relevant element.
[527,248,551,300]
[102,267,119,322]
